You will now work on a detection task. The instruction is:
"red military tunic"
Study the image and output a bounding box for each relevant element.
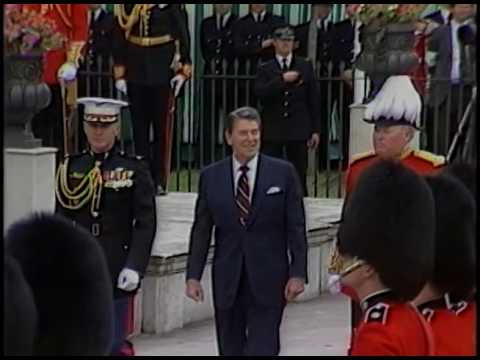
[351,291,435,356]
[345,148,446,195]
[418,298,475,355]
[459,301,477,355]
[22,4,88,85]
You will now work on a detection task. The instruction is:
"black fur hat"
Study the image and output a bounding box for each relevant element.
[424,174,476,300]
[5,213,114,356]
[338,160,435,300]
[4,254,38,356]
[443,161,476,197]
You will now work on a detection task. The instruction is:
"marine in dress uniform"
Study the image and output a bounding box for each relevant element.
[22,4,89,156]
[233,4,285,106]
[255,25,320,196]
[55,97,156,356]
[200,4,238,164]
[343,75,446,350]
[414,174,476,355]
[112,4,192,195]
[330,160,436,355]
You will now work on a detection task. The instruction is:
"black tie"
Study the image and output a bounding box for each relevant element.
[236,165,250,226]
[282,58,289,72]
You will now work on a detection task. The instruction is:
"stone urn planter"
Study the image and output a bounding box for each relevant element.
[355,22,419,97]
[4,54,51,148]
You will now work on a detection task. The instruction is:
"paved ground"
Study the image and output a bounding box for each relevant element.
[133,294,350,356]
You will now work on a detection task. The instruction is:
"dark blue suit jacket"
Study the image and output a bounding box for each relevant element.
[186,154,308,309]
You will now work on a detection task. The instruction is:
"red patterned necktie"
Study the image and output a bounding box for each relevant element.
[236,165,250,226]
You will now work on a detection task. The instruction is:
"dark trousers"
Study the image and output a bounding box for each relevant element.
[214,268,285,356]
[426,84,473,156]
[32,84,64,157]
[262,141,308,196]
[128,83,174,189]
[111,297,130,356]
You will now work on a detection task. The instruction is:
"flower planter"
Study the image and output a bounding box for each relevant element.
[4,54,51,148]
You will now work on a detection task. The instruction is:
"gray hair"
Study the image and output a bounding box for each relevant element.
[225,106,262,133]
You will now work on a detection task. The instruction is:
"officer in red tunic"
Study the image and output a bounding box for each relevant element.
[22,4,89,155]
[342,76,445,347]
[330,160,436,355]
[412,173,476,355]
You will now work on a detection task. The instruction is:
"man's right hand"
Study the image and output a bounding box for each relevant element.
[115,79,128,95]
[186,279,204,303]
[283,71,300,83]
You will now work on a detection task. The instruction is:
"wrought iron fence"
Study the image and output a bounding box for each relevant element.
[77,56,476,197]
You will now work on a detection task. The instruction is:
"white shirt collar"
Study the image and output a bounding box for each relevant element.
[253,10,267,22]
[233,153,259,174]
[276,53,293,68]
[217,11,231,24]
[316,17,330,29]
[451,18,470,28]
[441,8,450,23]
[232,153,259,201]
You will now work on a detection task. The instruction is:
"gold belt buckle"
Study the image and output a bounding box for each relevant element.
[91,223,101,237]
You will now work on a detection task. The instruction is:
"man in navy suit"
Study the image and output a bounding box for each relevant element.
[185,106,308,356]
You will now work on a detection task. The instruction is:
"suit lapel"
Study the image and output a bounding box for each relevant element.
[223,157,237,218]
[247,154,268,227]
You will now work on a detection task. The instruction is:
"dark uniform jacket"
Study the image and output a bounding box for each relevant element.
[295,19,333,76]
[233,12,285,73]
[56,148,157,299]
[200,13,238,75]
[255,55,320,142]
[88,9,116,61]
[330,18,355,73]
[113,4,191,86]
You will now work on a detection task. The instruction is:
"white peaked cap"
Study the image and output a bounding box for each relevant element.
[77,97,129,116]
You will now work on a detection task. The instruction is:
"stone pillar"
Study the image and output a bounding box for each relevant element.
[4,147,57,231]
[348,104,420,163]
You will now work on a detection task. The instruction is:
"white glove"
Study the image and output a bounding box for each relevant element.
[115,79,128,95]
[117,268,140,292]
[170,74,186,98]
[57,62,78,82]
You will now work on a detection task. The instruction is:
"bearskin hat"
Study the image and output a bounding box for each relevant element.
[424,174,476,300]
[4,254,38,355]
[338,160,435,300]
[5,213,114,355]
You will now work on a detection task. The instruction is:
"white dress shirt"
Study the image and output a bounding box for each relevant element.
[253,10,266,23]
[276,53,293,70]
[217,12,231,30]
[450,19,469,83]
[233,154,259,203]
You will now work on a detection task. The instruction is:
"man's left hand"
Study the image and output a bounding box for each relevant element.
[307,133,320,150]
[284,277,305,302]
[170,74,187,98]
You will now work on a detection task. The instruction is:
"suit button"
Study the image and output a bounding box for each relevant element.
[216,49,221,54]
[284,101,289,107]
[123,245,129,250]
[216,70,220,74]
[284,91,290,96]
[284,112,289,117]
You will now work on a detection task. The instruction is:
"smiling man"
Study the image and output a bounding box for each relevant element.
[186,106,308,356]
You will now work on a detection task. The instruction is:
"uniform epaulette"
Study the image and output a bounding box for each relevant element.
[364,302,389,325]
[421,307,435,323]
[449,300,468,315]
[350,150,376,164]
[413,150,446,167]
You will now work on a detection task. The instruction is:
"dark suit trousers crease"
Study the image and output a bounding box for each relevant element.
[214,264,285,356]
[262,141,308,196]
[127,83,172,187]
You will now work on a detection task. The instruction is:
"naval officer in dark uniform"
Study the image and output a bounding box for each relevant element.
[112,4,192,195]
[55,97,156,356]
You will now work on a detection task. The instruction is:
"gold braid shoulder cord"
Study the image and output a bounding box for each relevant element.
[55,158,104,217]
[114,4,156,38]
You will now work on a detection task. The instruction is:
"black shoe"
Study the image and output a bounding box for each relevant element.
[156,185,167,196]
